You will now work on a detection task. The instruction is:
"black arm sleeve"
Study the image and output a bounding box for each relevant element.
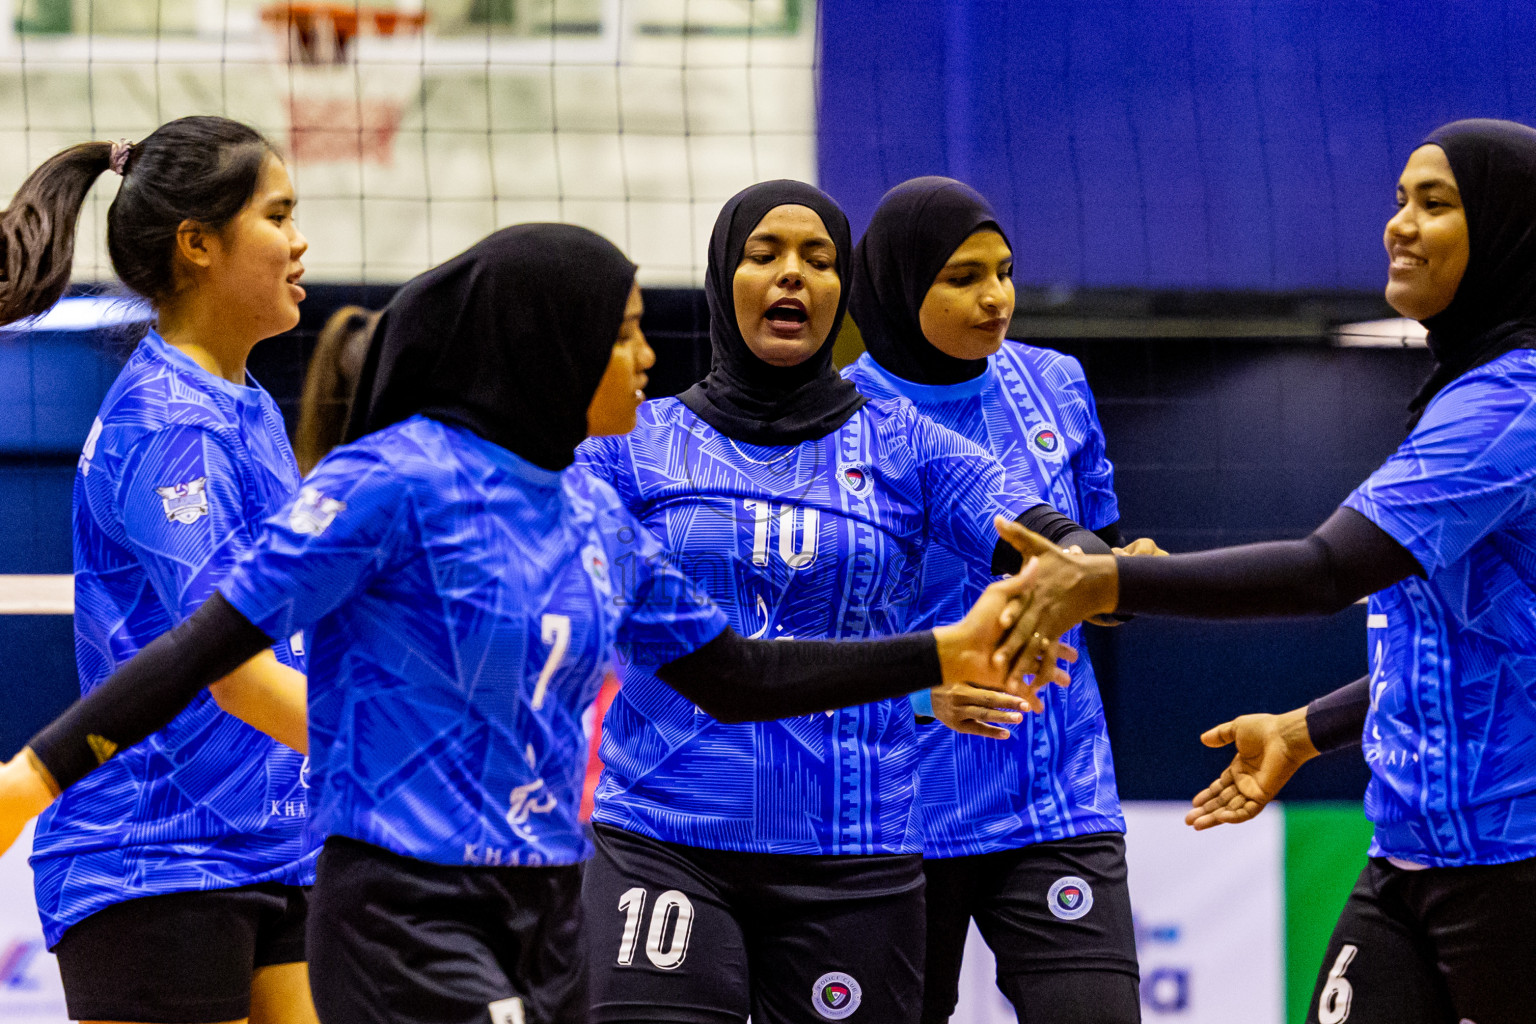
[1306,676,1371,753]
[1114,507,1423,618]
[657,627,940,723]
[1092,520,1125,551]
[992,503,1111,575]
[27,593,273,792]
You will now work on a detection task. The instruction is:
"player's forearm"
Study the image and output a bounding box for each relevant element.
[656,627,940,723]
[209,649,308,754]
[993,503,1108,574]
[1114,508,1421,618]
[1304,675,1370,753]
[27,594,275,792]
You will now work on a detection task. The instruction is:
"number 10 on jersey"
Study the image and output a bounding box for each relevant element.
[743,499,818,570]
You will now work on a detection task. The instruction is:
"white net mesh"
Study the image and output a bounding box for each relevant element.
[1,0,819,285]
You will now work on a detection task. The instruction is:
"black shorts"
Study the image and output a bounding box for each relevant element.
[1306,855,1536,1024]
[922,832,1141,1024]
[584,824,926,1024]
[308,835,585,1024]
[53,881,308,1023]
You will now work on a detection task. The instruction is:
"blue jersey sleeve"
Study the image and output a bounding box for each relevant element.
[117,425,258,622]
[1060,358,1121,531]
[575,434,642,511]
[221,449,407,640]
[607,503,729,670]
[909,410,1042,568]
[1344,369,1536,575]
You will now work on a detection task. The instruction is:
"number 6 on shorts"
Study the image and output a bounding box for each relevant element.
[1317,944,1358,1024]
[616,887,695,969]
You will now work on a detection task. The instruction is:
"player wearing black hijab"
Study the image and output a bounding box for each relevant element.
[845,177,1143,1024]
[0,223,1048,1024]
[575,180,1097,1024]
[997,119,1536,1024]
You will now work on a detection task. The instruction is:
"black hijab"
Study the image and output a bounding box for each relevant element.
[1407,119,1536,428]
[678,180,866,445]
[850,176,1009,386]
[344,223,637,470]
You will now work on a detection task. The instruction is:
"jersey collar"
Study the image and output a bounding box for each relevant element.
[431,416,567,490]
[141,329,264,398]
[854,351,995,402]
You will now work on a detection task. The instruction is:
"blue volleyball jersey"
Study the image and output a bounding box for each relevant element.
[845,342,1125,857]
[576,397,1039,856]
[32,330,312,948]
[221,416,727,869]
[1343,350,1536,868]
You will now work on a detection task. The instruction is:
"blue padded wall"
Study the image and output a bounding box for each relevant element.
[819,0,1536,291]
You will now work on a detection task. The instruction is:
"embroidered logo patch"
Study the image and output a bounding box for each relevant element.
[812,971,862,1019]
[288,487,346,536]
[1031,426,1063,456]
[581,542,611,595]
[156,477,209,524]
[1047,875,1094,920]
[837,461,874,498]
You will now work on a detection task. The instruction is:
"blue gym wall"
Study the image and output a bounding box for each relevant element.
[819,0,1536,291]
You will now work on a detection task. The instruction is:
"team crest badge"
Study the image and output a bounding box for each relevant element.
[836,461,874,498]
[1031,425,1065,458]
[288,487,346,536]
[156,477,209,524]
[1047,875,1094,920]
[581,542,612,595]
[811,972,862,1020]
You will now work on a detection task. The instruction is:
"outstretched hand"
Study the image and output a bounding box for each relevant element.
[1185,708,1318,830]
[990,518,1118,692]
[933,568,1079,713]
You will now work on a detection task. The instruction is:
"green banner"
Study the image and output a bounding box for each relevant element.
[1283,803,1375,1023]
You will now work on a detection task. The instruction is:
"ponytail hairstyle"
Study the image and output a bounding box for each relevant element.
[296,304,381,474]
[0,115,277,326]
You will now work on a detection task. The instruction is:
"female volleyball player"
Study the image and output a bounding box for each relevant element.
[0,116,316,1024]
[576,179,1096,1024]
[0,222,1046,1024]
[843,176,1144,1024]
[992,118,1536,1024]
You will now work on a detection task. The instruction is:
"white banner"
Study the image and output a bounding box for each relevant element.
[0,823,67,1024]
[953,802,1285,1024]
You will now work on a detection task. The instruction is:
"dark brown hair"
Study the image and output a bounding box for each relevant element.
[0,115,276,325]
[296,305,380,474]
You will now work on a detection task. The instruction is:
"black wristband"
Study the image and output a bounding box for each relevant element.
[993,503,1106,575]
[1305,676,1371,753]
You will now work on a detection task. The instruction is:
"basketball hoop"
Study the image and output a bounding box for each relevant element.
[260,3,426,167]
[260,3,427,65]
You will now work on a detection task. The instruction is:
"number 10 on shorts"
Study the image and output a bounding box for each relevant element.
[616,887,696,969]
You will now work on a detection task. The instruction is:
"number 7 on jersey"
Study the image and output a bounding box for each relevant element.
[530,613,572,710]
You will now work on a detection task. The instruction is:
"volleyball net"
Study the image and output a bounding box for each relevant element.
[3,0,819,288]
